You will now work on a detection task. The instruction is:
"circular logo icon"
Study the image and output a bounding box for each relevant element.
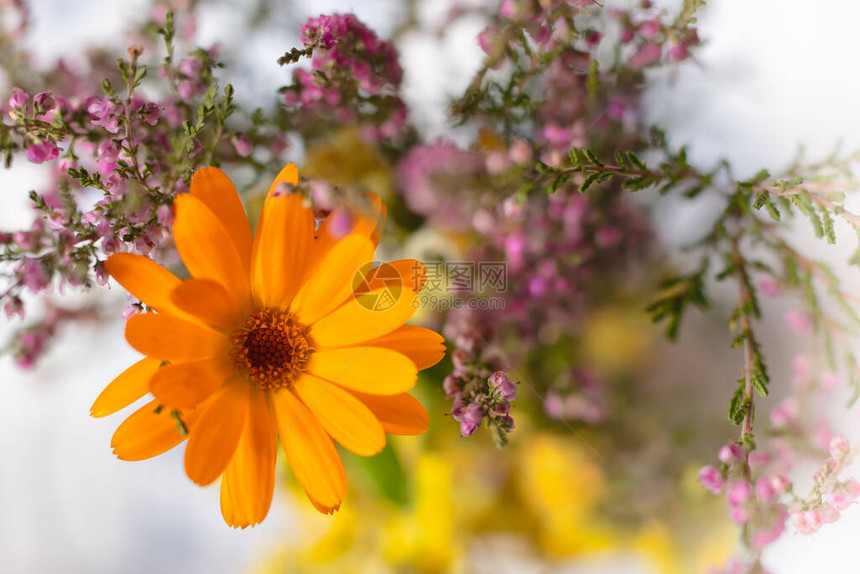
[352,261,406,311]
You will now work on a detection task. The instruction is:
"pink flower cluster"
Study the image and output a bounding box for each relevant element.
[789,435,860,535]
[443,310,516,443]
[284,13,407,140]
[699,443,790,553]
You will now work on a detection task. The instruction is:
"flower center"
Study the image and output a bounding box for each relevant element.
[230,309,312,391]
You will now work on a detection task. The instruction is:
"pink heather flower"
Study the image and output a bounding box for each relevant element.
[630,43,661,69]
[729,507,748,524]
[790,509,815,535]
[620,27,635,44]
[141,102,160,125]
[759,277,779,296]
[639,20,661,39]
[177,80,195,102]
[20,259,49,292]
[727,481,751,507]
[325,210,353,240]
[179,57,202,77]
[785,310,813,335]
[756,476,777,501]
[459,420,478,437]
[826,479,860,510]
[87,97,121,133]
[8,87,28,110]
[156,204,174,227]
[33,91,55,114]
[232,134,253,157]
[829,435,850,458]
[803,508,824,532]
[771,475,791,495]
[568,0,599,9]
[583,29,602,49]
[541,123,572,147]
[443,375,460,398]
[3,298,24,319]
[508,139,532,164]
[667,43,691,63]
[463,403,485,425]
[698,465,724,494]
[25,141,60,164]
[822,505,840,524]
[122,305,141,319]
[98,140,120,163]
[95,265,110,287]
[719,444,746,465]
[490,370,517,400]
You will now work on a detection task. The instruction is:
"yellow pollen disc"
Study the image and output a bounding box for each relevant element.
[230,309,312,391]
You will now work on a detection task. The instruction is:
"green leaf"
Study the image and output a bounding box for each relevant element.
[728,384,746,425]
[357,442,409,507]
[582,147,602,167]
[579,172,603,194]
[626,151,646,170]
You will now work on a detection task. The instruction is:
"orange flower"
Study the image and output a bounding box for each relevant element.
[91,164,444,527]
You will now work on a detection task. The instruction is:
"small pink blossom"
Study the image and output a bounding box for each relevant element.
[630,43,661,69]
[232,134,253,157]
[8,87,28,110]
[719,444,746,465]
[698,465,724,494]
[727,481,751,507]
[785,310,813,335]
[829,435,850,458]
[639,20,661,39]
[756,476,777,501]
[25,141,61,164]
[758,277,779,296]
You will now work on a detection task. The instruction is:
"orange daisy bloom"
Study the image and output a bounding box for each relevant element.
[90,164,444,527]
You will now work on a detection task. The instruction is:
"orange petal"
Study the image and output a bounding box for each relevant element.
[370,325,446,370]
[250,193,314,309]
[173,194,251,314]
[292,234,375,325]
[184,380,250,486]
[314,192,385,255]
[310,286,420,348]
[306,347,417,395]
[267,163,299,195]
[294,374,385,456]
[349,391,430,435]
[91,357,161,417]
[170,278,243,331]
[271,389,346,514]
[149,358,232,409]
[125,313,227,362]
[249,163,300,249]
[111,400,189,461]
[190,167,253,274]
[220,389,278,528]
[104,253,184,316]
